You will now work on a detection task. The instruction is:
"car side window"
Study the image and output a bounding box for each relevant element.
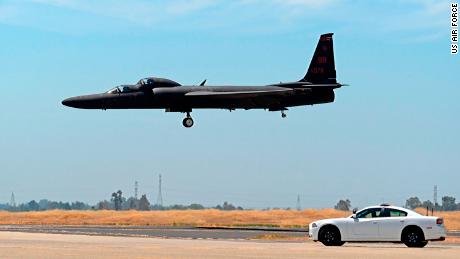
[356,209,369,218]
[356,208,382,218]
[388,209,407,217]
[380,208,390,217]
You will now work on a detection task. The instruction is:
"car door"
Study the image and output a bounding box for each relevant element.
[349,208,381,241]
[378,208,407,241]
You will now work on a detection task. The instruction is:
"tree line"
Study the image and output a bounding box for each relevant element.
[333,195,460,212]
[0,190,243,212]
[405,195,460,211]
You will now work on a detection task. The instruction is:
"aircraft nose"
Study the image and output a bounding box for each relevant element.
[62,94,108,109]
[62,97,78,107]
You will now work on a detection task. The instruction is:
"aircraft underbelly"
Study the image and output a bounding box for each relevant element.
[177,89,335,109]
[186,96,278,109]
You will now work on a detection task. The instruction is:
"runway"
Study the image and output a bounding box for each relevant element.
[0,225,307,240]
[0,231,459,259]
[2,224,458,240]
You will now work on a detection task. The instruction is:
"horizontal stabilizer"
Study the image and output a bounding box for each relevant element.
[273,81,343,89]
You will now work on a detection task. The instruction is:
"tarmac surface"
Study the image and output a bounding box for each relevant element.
[1,224,458,240]
[0,225,307,240]
[1,231,459,259]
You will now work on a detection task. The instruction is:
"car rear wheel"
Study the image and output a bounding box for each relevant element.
[403,228,428,248]
[319,226,345,246]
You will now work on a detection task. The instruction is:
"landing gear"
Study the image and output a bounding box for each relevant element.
[182,112,194,128]
[281,110,287,118]
[268,107,288,118]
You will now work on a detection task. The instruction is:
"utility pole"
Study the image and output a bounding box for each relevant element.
[296,194,301,211]
[10,192,16,207]
[434,185,438,209]
[134,181,138,200]
[156,174,163,207]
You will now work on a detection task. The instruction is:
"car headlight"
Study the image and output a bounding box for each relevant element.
[311,223,318,228]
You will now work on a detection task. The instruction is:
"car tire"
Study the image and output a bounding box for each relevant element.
[403,227,427,248]
[319,226,345,246]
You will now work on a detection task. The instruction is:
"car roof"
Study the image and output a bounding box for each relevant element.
[359,205,421,216]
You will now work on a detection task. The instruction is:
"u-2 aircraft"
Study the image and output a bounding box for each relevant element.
[62,33,344,128]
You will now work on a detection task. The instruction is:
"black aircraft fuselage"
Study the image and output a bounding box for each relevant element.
[62,33,344,127]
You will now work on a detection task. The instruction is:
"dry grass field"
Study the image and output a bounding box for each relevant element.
[414,209,460,231]
[0,209,347,228]
[1,209,459,231]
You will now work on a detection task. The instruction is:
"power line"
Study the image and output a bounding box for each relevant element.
[434,185,438,208]
[296,194,301,211]
[134,181,138,200]
[156,174,163,207]
[10,192,16,207]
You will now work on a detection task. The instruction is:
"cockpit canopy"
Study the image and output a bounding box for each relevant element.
[138,78,154,86]
[107,85,138,94]
[137,77,181,88]
[107,77,181,94]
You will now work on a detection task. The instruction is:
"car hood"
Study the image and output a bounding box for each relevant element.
[312,217,350,226]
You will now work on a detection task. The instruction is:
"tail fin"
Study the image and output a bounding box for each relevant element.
[302,33,336,84]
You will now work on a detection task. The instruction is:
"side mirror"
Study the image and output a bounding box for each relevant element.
[351,214,357,219]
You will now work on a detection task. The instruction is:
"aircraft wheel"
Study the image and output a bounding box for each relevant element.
[182,117,194,128]
[281,110,287,118]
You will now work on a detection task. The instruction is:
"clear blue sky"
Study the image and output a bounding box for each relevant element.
[0,0,458,209]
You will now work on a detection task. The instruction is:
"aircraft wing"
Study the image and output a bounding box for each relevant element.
[185,89,293,98]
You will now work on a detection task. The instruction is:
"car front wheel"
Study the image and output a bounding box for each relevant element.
[319,226,345,246]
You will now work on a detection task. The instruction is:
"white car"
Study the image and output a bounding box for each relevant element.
[309,204,446,247]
